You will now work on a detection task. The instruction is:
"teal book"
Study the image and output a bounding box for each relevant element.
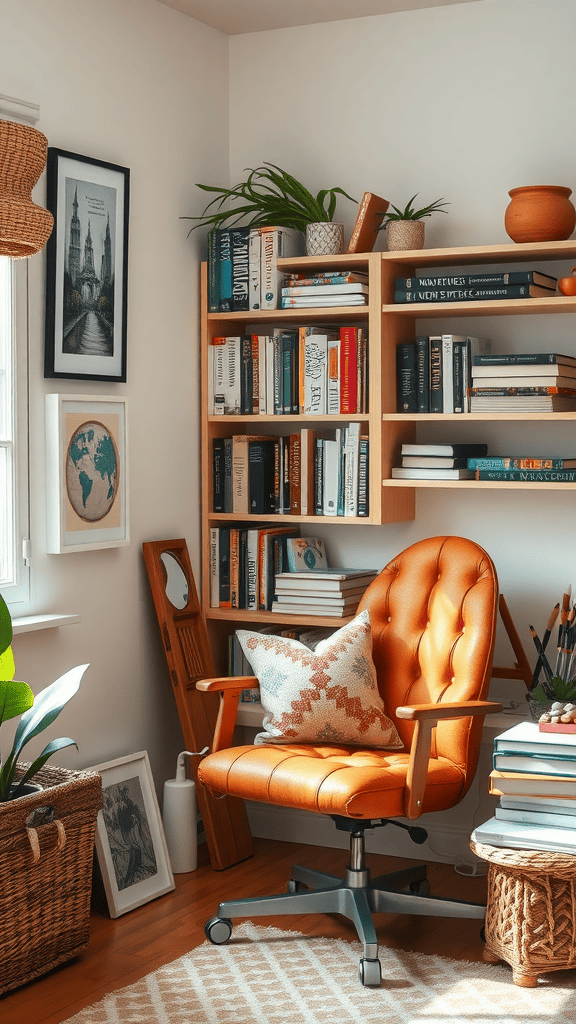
[493,720,576,756]
[395,270,557,290]
[217,228,233,312]
[475,468,576,482]
[468,457,576,470]
[493,751,576,776]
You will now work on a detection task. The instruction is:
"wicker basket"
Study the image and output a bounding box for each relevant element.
[0,762,102,995]
[471,839,576,986]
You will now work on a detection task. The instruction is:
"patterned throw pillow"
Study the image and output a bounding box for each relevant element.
[237,610,403,749]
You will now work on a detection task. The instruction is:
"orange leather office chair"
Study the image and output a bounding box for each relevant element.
[197,536,502,986]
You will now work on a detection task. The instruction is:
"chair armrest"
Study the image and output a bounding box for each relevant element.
[197,675,259,693]
[196,677,260,753]
[396,700,503,721]
[396,700,503,820]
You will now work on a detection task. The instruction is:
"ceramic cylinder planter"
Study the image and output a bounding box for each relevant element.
[504,185,576,243]
[305,222,345,256]
[386,219,425,251]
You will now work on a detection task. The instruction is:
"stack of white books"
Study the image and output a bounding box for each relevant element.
[272,567,378,618]
[471,720,576,855]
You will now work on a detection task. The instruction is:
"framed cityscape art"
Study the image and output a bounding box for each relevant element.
[45,394,129,553]
[44,148,129,382]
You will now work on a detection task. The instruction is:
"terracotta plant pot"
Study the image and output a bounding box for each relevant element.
[504,185,576,243]
[386,219,425,251]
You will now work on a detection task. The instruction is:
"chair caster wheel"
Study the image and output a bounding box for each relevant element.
[409,879,431,896]
[205,917,232,945]
[287,879,305,893]
[359,957,381,987]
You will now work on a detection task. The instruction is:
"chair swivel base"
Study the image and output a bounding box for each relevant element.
[205,838,486,987]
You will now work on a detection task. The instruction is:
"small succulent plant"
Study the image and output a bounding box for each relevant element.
[380,194,449,224]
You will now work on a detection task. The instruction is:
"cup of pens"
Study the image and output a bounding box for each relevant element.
[528,588,576,729]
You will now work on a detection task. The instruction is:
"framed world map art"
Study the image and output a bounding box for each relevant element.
[45,394,129,553]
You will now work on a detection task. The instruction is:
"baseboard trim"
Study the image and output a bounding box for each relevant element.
[245,801,479,867]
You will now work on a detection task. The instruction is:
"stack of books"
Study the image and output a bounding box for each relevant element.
[469,351,576,413]
[471,721,576,855]
[210,525,300,612]
[466,454,576,483]
[396,334,491,413]
[393,269,557,304]
[391,442,488,480]
[272,567,378,618]
[280,270,369,309]
[209,324,368,416]
[208,225,304,312]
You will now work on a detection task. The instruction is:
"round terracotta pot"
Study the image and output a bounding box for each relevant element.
[504,185,576,243]
[386,219,425,251]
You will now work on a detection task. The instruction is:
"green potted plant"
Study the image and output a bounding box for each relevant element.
[183,161,356,255]
[379,193,449,251]
[0,592,87,800]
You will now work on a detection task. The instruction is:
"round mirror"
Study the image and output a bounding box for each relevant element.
[160,552,189,609]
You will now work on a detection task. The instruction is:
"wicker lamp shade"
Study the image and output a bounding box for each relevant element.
[0,119,53,258]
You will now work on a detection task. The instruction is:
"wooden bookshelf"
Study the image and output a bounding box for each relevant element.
[200,239,576,670]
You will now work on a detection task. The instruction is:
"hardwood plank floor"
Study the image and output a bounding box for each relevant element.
[1,837,488,1024]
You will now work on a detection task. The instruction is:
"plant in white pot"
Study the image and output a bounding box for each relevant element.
[0,592,88,801]
[183,161,356,255]
[379,194,449,251]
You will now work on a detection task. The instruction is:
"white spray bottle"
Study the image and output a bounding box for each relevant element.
[162,750,198,873]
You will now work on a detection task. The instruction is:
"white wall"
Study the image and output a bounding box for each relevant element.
[228,0,576,692]
[1,0,229,791]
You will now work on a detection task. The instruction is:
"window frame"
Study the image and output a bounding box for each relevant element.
[0,255,30,609]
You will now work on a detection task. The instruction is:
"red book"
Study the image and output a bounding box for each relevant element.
[340,327,358,414]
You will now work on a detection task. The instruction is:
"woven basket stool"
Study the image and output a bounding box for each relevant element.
[0,762,102,995]
[471,839,576,987]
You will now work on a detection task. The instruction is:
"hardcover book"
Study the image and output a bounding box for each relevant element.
[475,468,576,482]
[285,537,327,573]
[392,467,474,480]
[396,270,557,290]
[396,341,417,413]
[347,191,389,254]
[471,815,576,855]
[401,443,489,457]
[394,283,554,302]
[490,769,576,797]
[473,352,576,367]
[468,457,576,470]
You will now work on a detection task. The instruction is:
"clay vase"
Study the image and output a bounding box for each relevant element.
[504,185,576,243]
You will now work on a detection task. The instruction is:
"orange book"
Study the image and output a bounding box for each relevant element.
[347,191,389,254]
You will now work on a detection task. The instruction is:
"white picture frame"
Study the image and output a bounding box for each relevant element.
[90,750,175,919]
[45,393,129,553]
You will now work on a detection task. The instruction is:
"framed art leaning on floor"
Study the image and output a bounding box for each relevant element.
[44,148,129,382]
[90,751,175,919]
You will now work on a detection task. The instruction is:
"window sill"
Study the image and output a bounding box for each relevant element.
[12,613,81,634]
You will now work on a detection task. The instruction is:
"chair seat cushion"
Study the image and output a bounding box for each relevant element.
[198,744,466,819]
[237,610,403,750]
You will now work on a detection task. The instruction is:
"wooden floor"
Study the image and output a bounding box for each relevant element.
[2,836,489,1024]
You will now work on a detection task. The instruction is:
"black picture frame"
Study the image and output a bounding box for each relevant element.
[44,148,129,382]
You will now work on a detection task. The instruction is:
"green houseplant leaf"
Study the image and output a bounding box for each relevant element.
[0,592,12,656]
[0,678,35,724]
[183,162,356,233]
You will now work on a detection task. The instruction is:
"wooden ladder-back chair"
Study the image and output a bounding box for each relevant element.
[197,536,503,986]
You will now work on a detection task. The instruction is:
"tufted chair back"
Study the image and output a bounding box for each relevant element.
[358,535,498,800]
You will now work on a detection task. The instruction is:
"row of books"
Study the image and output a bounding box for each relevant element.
[271,567,378,618]
[469,350,576,412]
[393,269,558,304]
[472,720,576,855]
[213,425,370,517]
[281,270,369,309]
[209,326,368,417]
[396,334,491,414]
[392,443,576,482]
[207,225,304,312]
[209,525,300,611]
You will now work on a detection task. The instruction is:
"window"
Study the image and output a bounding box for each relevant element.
[0,255,29,607]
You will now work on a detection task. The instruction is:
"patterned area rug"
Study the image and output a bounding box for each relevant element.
[64,921,574,1024]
